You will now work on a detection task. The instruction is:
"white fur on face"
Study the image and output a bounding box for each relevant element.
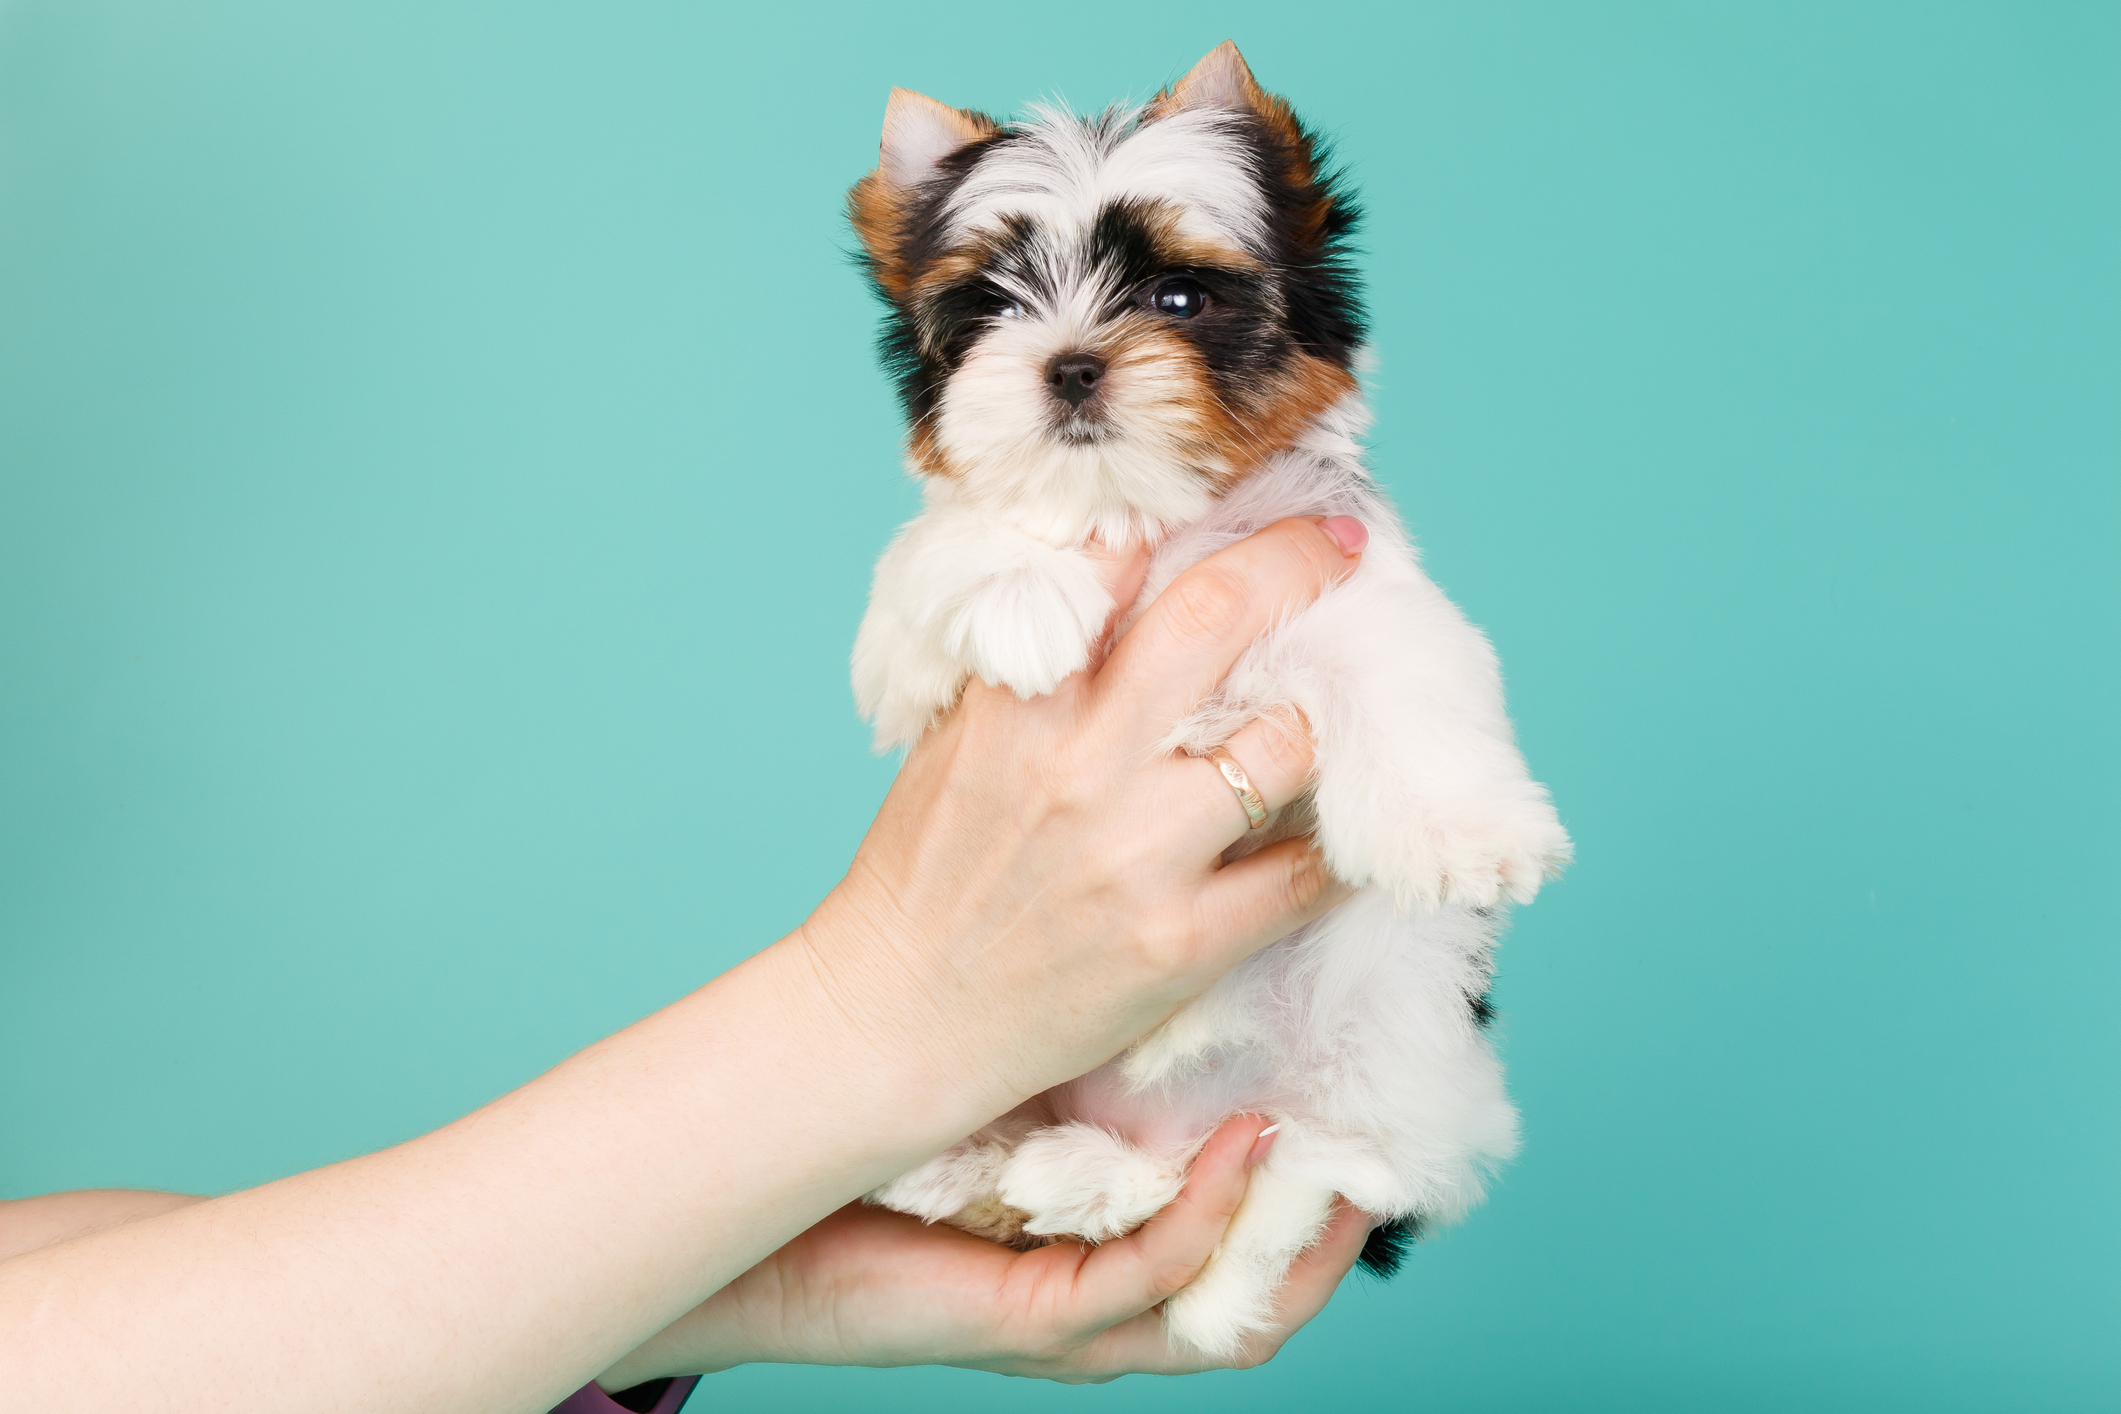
[944,106,1269,254]
[932,302,1221,544]
[915,107,1274,545]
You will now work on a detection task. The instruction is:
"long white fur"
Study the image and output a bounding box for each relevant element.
[856,98,1570,1358]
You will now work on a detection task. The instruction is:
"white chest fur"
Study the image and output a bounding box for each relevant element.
[857,400,1570,1357]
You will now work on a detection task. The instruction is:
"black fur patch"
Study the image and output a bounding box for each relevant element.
[1227,112,1367,369]
[1086,197,1287,406]
[1468,989,1497,1029]
[1358,1214,1422,1277]
[852,97,1368,438]
[856,122,1011,430]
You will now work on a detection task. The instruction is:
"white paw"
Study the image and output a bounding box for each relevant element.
[1331,791,1573,912]
[997,1123,1181,1243]
[1162,1165,1336,1358]
[1423,796,1573,909]
[1162,1261,1276,1360]
[942,559,1111,700]
[869,1135,1011,1225]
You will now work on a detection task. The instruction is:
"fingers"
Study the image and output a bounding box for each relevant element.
[1069,1115,1267,1333]
[1193,837,1355,966]
[1098,517,1364,728]
[1185,708,1316,841]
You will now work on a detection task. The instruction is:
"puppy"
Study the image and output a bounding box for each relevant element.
[850,42,1571,1357]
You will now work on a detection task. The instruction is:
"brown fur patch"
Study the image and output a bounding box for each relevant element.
[848,93,1000,299]
[906,415,956,478]
[1213,351,1357,480]
[848,171,910,294]
[1101,320,1356,489]
[1146,43,1335,253]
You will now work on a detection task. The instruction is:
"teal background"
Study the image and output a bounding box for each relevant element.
[3,2,2115,1409]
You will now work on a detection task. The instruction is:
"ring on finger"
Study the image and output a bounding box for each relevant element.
[1200,746,1270,831]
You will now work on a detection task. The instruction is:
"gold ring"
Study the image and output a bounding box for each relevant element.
[1202,746,1270,831]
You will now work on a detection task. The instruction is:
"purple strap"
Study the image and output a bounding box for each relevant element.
[551,1376,701,1414]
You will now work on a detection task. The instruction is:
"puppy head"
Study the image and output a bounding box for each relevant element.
[849,43,1366,537]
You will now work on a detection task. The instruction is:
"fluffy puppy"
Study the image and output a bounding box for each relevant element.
[850,43,1571,1357]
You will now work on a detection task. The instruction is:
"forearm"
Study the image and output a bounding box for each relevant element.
[0,1190,206,1264]
[0,517,1361,1409]
[0,931,1002,1412]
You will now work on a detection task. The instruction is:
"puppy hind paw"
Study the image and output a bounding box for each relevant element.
[1162,1258,1279,1359]
[996,1122,1182,1243]
[1161,1168,1337,1359]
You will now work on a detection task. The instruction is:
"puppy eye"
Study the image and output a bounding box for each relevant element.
[990,295,1025,320]
[1148,277,1208,319]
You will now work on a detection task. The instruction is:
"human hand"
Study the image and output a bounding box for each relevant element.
[0,521,1371,1414]
[597,1115,1371,1387]
[796,515,1369,1124]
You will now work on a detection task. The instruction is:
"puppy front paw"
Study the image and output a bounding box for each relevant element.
[1423,798,1572,908]
[942,557,1112,699]
[1331,792,1572,911]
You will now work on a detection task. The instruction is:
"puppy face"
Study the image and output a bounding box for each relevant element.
[850,43,1366,537]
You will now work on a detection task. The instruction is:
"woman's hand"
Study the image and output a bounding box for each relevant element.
[799,514,1369,1121]
[598,1116,1372,1388]
[0,516,1370,1412]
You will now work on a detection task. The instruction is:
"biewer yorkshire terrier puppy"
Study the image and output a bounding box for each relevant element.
[851,42,1571,1356]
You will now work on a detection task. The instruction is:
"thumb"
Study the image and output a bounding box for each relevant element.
[1081,534,1155,673]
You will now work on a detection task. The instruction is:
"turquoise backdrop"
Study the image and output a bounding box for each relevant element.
[3,2,2115,1410]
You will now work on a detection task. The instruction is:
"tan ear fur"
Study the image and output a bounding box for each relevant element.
[1151,40,1274,119]
[849,88,998,297]
[878,87,996,190]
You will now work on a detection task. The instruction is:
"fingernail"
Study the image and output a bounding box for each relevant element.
[1246,1123,1281,1170]
[1319,516,1367,556]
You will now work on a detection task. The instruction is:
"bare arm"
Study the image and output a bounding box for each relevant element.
[0,517,1362,1412]
[0,1191,205,1264]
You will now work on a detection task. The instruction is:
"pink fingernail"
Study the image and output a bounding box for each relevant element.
[1246,1123,1281,1169]
[1319,516,1367,556]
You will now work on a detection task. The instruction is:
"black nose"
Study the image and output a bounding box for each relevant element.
[1046,352,1107,408]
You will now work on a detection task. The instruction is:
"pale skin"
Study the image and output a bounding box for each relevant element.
[1,515,1372,1409]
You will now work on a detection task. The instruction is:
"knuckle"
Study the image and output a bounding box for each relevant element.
[1146,1254,1205,1301]
[1234,1337,1286,1370]
[1160,567,1254,645]
[1253,711,1315,782]
[1131,914,1202,976]
[1036,748,1094,812]
[1281,846,1330,909]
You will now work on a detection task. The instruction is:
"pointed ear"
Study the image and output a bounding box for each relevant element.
[1147,41,1274,120]
[850,89,997,295]
[878,87,996,191]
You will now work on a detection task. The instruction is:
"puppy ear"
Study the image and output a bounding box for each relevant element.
[878,87,996,191]
[850,88,996,296]
[1147,40,1274,120]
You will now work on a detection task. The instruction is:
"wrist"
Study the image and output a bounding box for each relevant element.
[786,882,1023,1134]
[595,1303,748,1388]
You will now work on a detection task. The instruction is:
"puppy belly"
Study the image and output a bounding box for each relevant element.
[1051,1056,1271,1163]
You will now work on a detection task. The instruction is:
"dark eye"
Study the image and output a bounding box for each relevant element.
[1148,278,1208,319]
[989,293,1025,320]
